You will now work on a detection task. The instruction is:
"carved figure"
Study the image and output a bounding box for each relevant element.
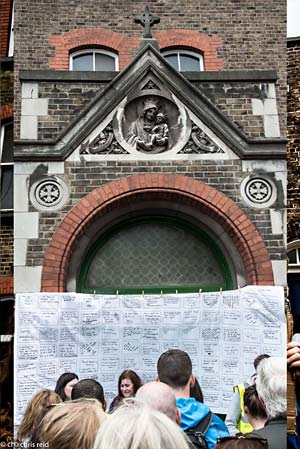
[148,113,169,149]
[126,99,168,153]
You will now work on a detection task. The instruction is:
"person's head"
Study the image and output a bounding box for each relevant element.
[253,354,270,371]
[41,399,107,449]
[244,385,267,421]
[17,389,61,442]
[190,377,204,403]
[143,99,158,121]
[55,372,79,401]
[155,113,165,123]
[215,434,268,449]
[118,370,142,398]
[256,356,286,419]
[145,107,157,121]
[93,399,190,449]
[157,349,193,390]
[72,379,106,410]
[136,381,180,424]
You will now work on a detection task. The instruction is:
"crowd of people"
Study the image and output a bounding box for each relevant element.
[12,348,291,449]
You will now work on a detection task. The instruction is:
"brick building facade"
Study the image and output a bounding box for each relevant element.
[287,36,300,332]
[14,0,286,298]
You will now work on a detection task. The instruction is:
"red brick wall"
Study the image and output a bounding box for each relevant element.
[0,103,13,120]
[49,28,140,70]
[0,277,13,295]
[155,30,223,70]
[49,28,223,71]
[0,0,12,57]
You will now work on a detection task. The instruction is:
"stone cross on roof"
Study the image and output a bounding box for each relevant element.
[134,6,160,39]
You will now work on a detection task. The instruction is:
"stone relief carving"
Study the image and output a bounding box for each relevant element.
[29,177,69,211]
[245,178,272,203]
[114,95,189,154]
[80,123,129,155]
[179,122,224,154]
[79,95,226,157]
[125,99,169,153]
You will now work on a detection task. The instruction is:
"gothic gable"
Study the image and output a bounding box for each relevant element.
[15,44,285,161]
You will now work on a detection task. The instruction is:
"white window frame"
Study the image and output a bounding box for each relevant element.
[69,49,119,71]
[288,240,300,272]
[8,3,14,57]
[162,49,204,71]
[0,123,14,212]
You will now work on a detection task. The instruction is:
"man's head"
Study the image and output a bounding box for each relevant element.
[136,381,180,425]
[255,357,286,419]
[71,379,106,410]
[157,349,193,390]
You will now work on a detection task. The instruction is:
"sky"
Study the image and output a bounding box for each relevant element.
[287,0,300,37]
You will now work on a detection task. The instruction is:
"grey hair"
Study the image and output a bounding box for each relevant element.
[93,398,190,449]
[255,357,286,419]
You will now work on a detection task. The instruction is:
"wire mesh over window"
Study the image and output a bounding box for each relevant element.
[85,221,226,290]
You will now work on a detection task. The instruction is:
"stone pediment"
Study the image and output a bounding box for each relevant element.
[15,44,285,161]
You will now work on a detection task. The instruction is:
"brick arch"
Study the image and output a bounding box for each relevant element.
[41,174,273,292]
[155,29,223,71]
[49,28,140,70]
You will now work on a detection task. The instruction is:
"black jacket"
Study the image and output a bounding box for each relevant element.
[251,417,287,449]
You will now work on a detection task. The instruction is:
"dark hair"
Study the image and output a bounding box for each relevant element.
[55,373,79,401]
[254,354,270,371]
[118,370,142,397]
[215,434,268,449]
[72,379,105,408]
[244,385,267,420]
[157,350,192,388]
[190,377,204,402]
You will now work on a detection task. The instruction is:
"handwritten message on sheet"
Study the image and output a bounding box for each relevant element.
[14,286,285,423]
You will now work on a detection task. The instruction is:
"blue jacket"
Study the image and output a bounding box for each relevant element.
[177,398,229,449]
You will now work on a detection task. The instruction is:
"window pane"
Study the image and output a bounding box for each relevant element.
[95,53,116,71]
[86,222,225,290]
[180,54,200,71]
[1,166,13,210]
[1,124,13,163]
[288,249,297,264]
[72,53,93,71]
[164,54,179,71]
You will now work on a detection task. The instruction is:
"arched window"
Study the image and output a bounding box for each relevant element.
[70,49,119,71]
[162,50,204,72]
[288,241,300,270]
[78,217,233,294]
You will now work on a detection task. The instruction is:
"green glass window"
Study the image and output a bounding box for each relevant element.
[78,218,232,294]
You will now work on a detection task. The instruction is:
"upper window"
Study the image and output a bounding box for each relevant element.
[163,50,204,72]
[0,123,13,211]
[70,49,119,71]
[288,241,300,269]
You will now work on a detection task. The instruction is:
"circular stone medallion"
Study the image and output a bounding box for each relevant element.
[30,177,69,211]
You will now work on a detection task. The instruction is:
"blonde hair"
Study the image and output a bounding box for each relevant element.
[40,398,106,449]
[93,398,190,449]
[17,389,62,442]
